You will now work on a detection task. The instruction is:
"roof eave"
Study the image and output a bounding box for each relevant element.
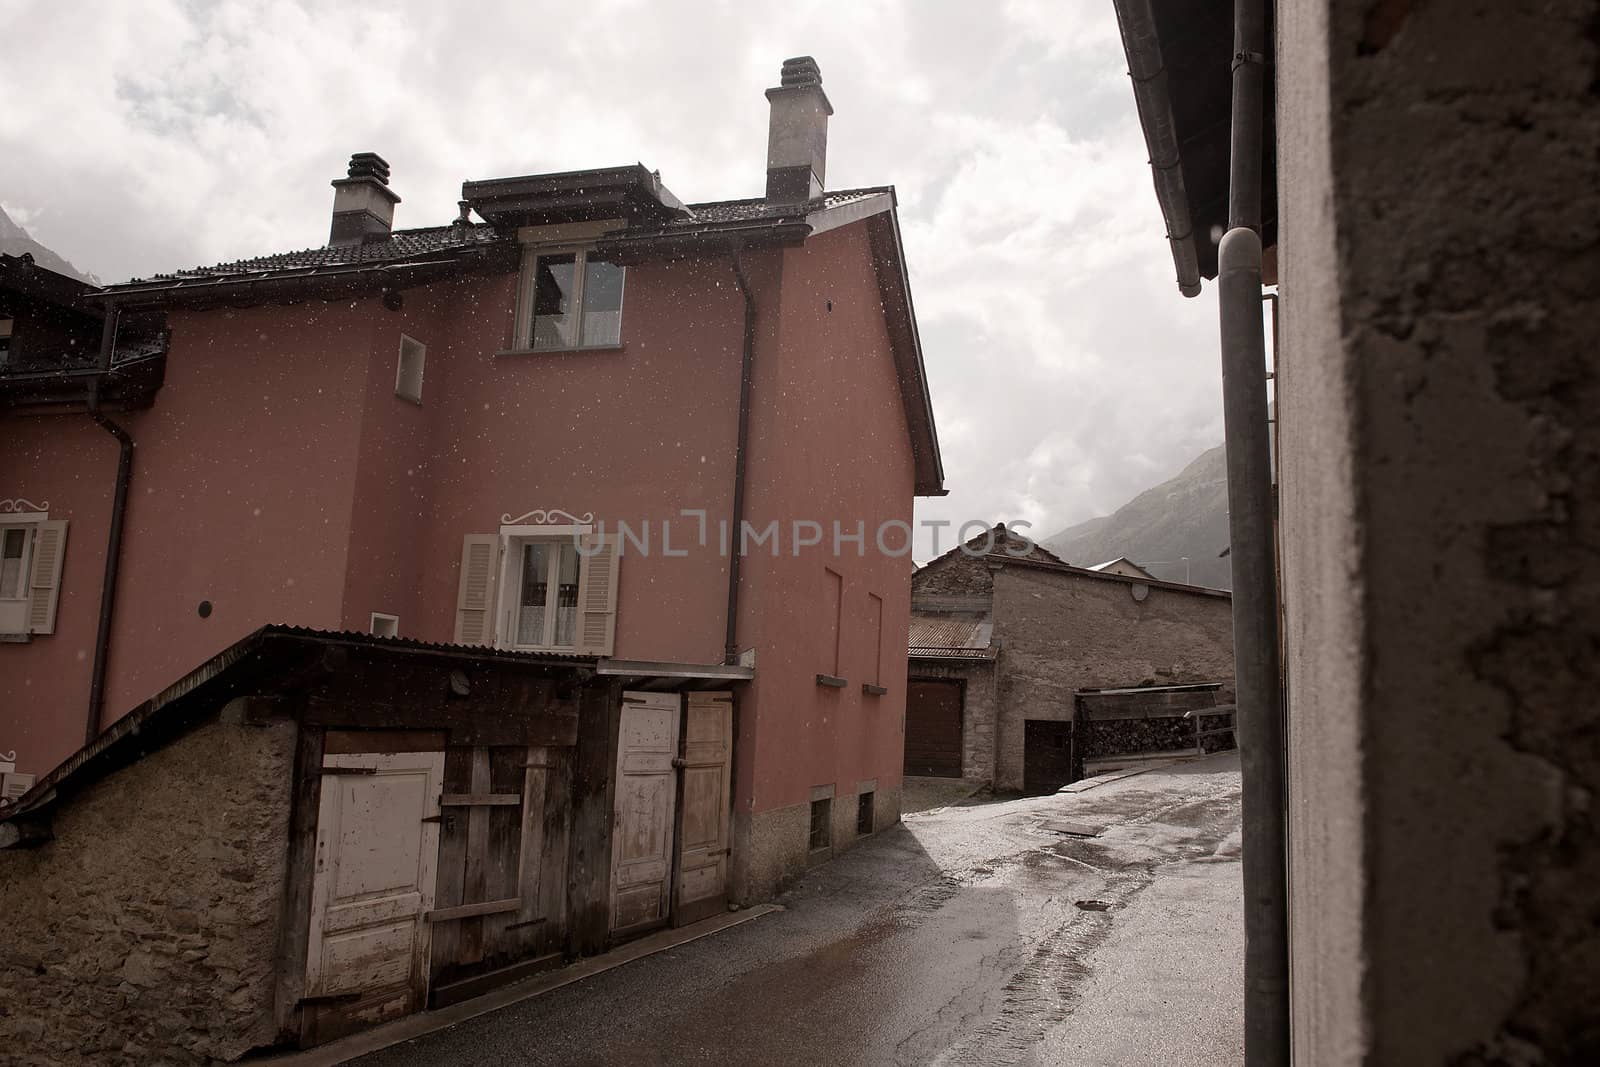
[0,624,602,830]
[864,200,945,497]
[100,245,516,311]
[1113,0,1204,298]
[986,551,1233,598]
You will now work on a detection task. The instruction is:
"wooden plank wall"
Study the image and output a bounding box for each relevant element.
[429,739,579,985]
[271,716,323,1044]
[565,679,622,957]
[427,682,605,987]
[268,656,613,1015]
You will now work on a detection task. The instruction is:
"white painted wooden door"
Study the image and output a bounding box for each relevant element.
[306,752,444,1011]
[675,692,734,926]
[610,692,680,935]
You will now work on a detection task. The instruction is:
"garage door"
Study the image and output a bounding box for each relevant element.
[904,680,964,778]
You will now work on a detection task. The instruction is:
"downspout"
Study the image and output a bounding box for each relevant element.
[1220,0,1289,1063]
[85,306,134,745]
[724,246,757,665]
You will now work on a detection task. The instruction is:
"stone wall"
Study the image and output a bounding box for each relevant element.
[911,525,1057,600]
[0,713,296,1064]
[911,551,993,598]
[908,660,998,783]
[990,563,1234,790]
[1279,2,1600,1061]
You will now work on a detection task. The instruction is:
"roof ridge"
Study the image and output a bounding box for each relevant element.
[685,186,890,211]
[113,187,897,288]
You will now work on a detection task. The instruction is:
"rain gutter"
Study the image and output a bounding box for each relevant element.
[1113,0,1204,296]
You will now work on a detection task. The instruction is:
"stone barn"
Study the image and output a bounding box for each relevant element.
[906,526,1235,792]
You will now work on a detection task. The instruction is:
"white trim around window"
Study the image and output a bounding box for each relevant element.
[394,335,425,404]
[509,246,626,353]
[369,612,399,638]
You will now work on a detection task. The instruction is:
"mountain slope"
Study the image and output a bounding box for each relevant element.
[0,205,94,282]
[1043,444,1233,589]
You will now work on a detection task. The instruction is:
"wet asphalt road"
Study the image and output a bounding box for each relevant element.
[355,752,1244,1066]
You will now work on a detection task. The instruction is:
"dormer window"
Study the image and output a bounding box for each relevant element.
[512,249,625,352]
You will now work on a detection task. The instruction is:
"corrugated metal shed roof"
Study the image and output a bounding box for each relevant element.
[907,610,995,662]
[908,613,990,649]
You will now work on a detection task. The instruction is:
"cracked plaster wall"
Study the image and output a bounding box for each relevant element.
[1278,0,1599,1063]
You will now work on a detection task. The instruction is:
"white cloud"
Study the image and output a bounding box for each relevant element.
[1,0,1228,561]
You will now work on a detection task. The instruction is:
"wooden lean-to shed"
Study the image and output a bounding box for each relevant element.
[0,626,638,1057]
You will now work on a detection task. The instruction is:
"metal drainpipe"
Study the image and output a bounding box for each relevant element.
[724,247,757,665]
[1221,0,1290,1062]
[85,307,134,745]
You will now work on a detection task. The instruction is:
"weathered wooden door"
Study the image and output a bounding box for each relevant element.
[905,680,965,778]
[1023,719,1075,795]
[305,751,443,1035]
[609,691,680,937]
[674,691,733,927]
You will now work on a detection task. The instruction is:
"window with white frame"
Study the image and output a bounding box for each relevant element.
[509,538,581,649]
[514,249,625,352]
[0,510,67,638]
[394,335,425,403]
[369,612,399,638]
[452,521,620,656]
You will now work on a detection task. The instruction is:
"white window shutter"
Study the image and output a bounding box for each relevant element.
[575,533,620,656]
[454,534,500,646]
[27,520,67,635]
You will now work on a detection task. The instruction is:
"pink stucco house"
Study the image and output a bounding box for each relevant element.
[0,55,942,915]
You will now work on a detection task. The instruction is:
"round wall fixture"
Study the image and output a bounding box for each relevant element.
[1130,583,1150,603]
[197,600,213,618]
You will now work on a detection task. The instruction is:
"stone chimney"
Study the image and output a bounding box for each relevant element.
[765,57,832,204]
[329,152,400,247]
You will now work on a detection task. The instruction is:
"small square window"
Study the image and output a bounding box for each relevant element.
[369,612,399,638]
[857,791,875,835]
[394,335,425,403]
[809,797,832,852]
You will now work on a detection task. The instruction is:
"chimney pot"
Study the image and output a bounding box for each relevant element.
[764,56,832,205]
[347,152,392,184]
[329,152,401,247]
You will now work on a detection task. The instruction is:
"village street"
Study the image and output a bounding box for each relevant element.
[353,753,1245,1067]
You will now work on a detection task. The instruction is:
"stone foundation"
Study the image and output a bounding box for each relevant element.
[733,779,903,903]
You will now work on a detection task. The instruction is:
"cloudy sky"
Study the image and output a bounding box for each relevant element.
[0,0,1224,555]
